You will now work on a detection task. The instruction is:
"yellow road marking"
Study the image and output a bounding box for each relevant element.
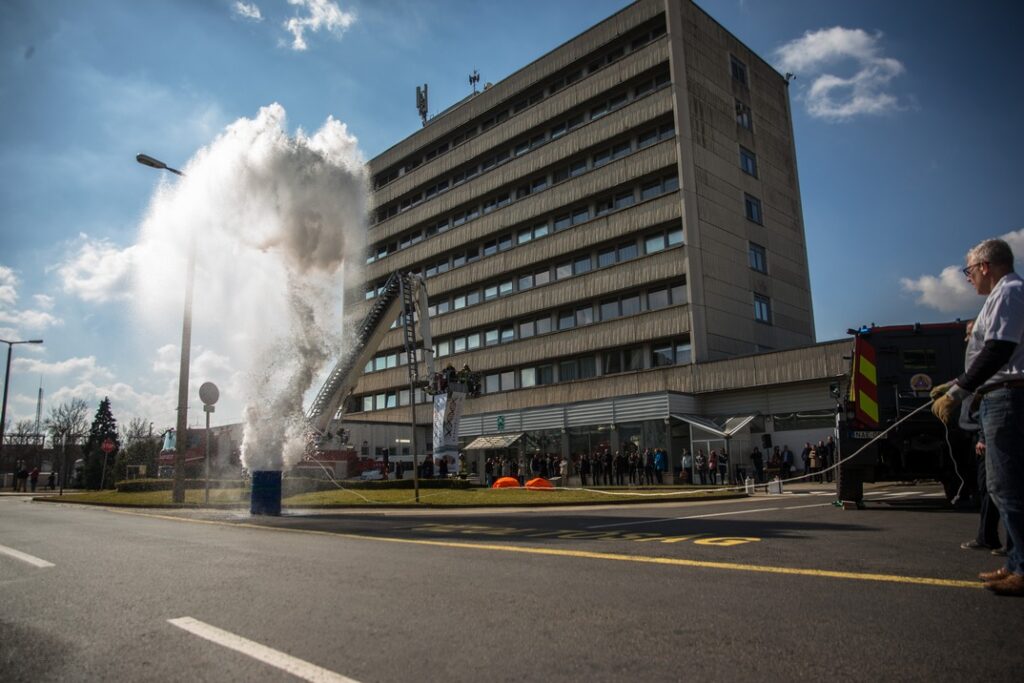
[107,508,981,590]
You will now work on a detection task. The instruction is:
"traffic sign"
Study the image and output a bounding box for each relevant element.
[101,438,115,454]
[496,415,505,431]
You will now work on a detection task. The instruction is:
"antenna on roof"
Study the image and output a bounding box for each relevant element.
[469,69,480,94]
[416,83,429,126]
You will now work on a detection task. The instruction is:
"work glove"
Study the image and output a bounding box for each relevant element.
[931,393,961,426]
[929,382,952,400]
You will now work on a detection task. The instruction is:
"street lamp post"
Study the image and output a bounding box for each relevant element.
[136,153,190,503]
[0,339,44,468]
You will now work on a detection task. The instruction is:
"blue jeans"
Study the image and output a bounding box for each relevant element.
[980,387,1024,575]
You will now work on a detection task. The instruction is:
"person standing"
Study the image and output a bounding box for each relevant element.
[718,450,729,485]
[931,238,1024,596]
[682,449,693,485]
[708,450,718,485]
[654,449,665,484]
[781,445,794,480]
[695,450,707,485]
[750,447,764,483]
[801,443,812,479]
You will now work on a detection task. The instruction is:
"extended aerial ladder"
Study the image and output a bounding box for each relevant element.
[306,271,435,439]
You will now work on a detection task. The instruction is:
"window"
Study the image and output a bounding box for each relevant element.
[535,316,552,335]
[602,350,622,375]
[621,294,641,316]
[670,282,687,305]
[500,371,515,390]
[499,280,513,296]
[648,286,670,310]
[559,310,575,330]
[613,191,635,209]
[560,360,579,381]
[519,320,535,338]
[600,299,620,320]
[740,146,758,177]
[534,222,549,239]
[745,194,763,224]
[466,291,480,307]
[556,262,573,280]
[519,274,534,291]
[593,148,612,167]
[730,55,748,85]
[518,228,533,245]
[618,242,638,261]
[736,100,752,130]
[640,180,661,201]
[484,285,498,300]
[569,160,587,177]
[667,225,683,245]
[675,342,692,364]
[362,396,373,412]
[501,326,514,344]
[486,328,499,346]
[598,247,616,268]
[645,234,666,254]
[754,294,772,323]
[576,305,594,326]
[554,214,571,231]
[578,356,596,379]
[749,242,767,273]
[571,207,589,225]
[485,374,500,393]
[536,364,554,385]
[437,340,450,356]
[534,269,551,287]
[611,142,631,159]
[521,367,536,388]
[574,255,592,275]
[638,128,659,149]
[467,333,481,349]
[625,347,644,371]
[652,344,674,367]
[498,234,512,251]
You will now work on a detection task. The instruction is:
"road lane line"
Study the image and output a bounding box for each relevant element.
[114,510,981,590]
[0,543,55,568]
[588,507,781,529]
[780,503,833,511]
[168,617,359,683]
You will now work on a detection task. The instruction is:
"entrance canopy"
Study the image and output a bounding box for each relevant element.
[669,414,758,438]
[464,433,523,450]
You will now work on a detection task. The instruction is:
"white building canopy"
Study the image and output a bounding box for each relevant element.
[669,414,758,438]
[464,433,523,450]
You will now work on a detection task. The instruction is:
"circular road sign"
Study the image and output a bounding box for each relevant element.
[199,381,220,406]
[101,438,115,454]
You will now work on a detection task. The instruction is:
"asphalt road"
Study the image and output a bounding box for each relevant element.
[2,484,1022,682]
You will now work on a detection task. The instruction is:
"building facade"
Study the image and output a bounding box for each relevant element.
[341,0,825,475]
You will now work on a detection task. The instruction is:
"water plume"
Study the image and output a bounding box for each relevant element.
[132,103,367,471]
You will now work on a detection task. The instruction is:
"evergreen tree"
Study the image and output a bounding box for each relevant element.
[83,397,119,489]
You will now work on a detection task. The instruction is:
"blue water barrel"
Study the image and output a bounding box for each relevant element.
[250,470,282,516]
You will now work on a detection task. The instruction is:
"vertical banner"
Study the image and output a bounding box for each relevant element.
[432,391,466,473]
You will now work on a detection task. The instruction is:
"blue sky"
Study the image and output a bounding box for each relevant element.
[1,0,1022,432]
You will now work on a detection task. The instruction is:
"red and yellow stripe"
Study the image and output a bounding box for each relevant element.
[854,337,879,427]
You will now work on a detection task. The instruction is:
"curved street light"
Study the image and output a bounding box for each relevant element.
[137,153,191,503]
[0,339,44,465]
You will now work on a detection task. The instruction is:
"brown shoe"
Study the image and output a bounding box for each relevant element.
[978,567,1010,581]
[986,573,1024,596]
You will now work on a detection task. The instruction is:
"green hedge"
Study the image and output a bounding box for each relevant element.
[116,478,244,493]
[117,476,476,493]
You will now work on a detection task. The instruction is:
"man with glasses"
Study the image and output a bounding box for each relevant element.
[931,238,1023,596]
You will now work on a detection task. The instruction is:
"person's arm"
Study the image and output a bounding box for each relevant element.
[952,340,1018,394]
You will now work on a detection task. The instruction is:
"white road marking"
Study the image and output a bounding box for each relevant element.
[780,503,833,511]
[878,491,921,499]
[168,617,359,683]
[588,507,780,529]
[0,543,54,568]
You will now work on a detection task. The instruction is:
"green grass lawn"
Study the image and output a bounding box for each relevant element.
[42,485,741,508]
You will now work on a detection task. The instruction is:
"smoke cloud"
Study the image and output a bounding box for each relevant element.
[132,103,367,471]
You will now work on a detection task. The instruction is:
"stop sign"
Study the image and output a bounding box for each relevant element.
[102,438,115,454]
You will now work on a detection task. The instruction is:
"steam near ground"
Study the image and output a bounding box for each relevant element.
[133,103,367,471]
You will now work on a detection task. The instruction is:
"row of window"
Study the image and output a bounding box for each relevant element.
[373,70,672,225]
[365,279,686,374]
[357,337,691,412]
[367,120,676,265]
[365,172,682,299]
[373,19,668,190]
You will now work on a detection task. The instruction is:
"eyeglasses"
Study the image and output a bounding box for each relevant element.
[962,262,987,278]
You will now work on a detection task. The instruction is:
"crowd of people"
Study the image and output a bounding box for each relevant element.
[9,461,55,492]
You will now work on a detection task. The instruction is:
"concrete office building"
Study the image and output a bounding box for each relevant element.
[342,0,846,476]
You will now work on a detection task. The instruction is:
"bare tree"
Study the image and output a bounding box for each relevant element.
[8,419,40,446]
[121,417,153,444]
[45,398,90,445]
[45,398,90,490]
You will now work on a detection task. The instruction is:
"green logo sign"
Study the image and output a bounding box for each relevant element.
[497,416,505,431]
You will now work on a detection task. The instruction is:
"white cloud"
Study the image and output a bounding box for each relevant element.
[774,27,906,121]
[0,266,62,331]
[13,355,113,382]
[0,309,61,330]
[53,234,136,303]
[283,0,356,51]
[33,294,55,310]
[900,229,1024,313]
[0,265,17,305]
[233,1,263,21]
